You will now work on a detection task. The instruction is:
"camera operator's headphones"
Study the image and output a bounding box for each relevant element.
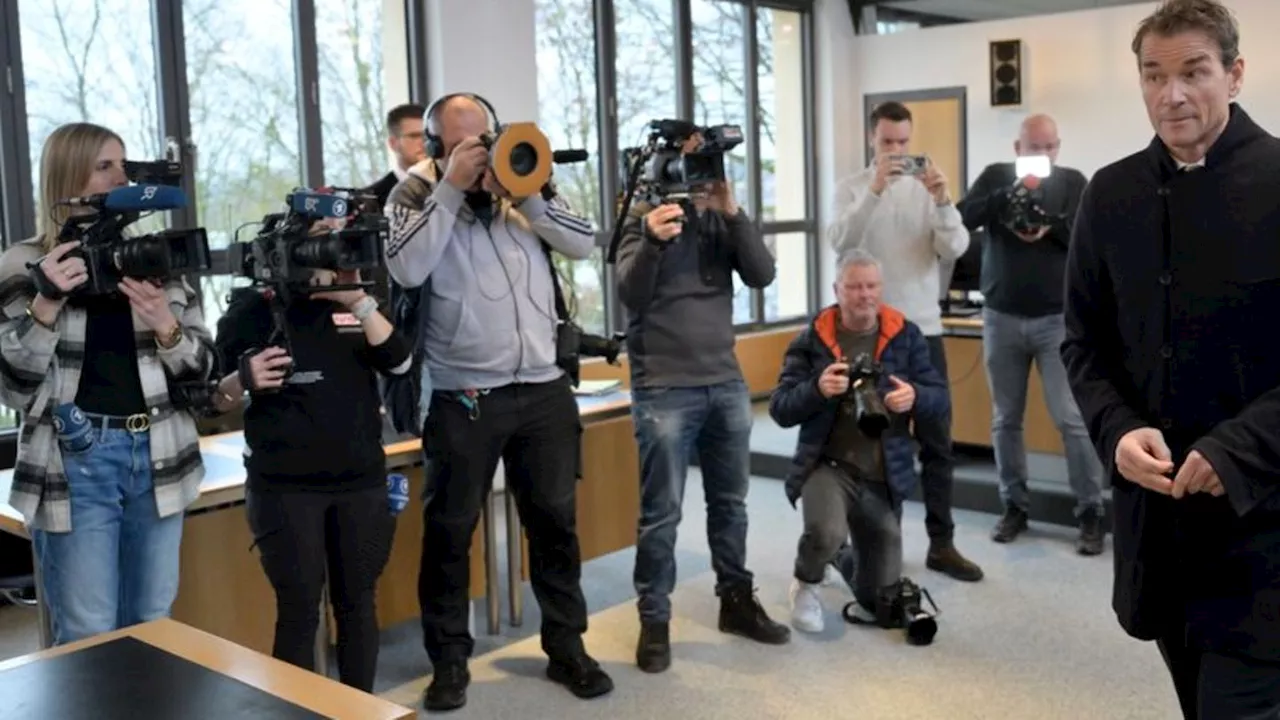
[424,92,500,159]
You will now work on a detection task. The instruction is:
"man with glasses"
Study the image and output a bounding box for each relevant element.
[367,103,428,210]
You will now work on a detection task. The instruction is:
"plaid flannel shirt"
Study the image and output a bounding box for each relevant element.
[0,239,215,533]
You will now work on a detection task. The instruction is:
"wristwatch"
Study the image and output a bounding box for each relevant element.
[351,295,379,322]
[156,324,183,350]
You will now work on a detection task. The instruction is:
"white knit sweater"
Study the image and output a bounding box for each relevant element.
[827,167,971,336]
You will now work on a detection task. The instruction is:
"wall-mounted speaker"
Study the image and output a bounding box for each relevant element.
[989,39,1023,107]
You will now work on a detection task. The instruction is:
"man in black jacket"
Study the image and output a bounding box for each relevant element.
[1061,1,1280,717]
[365,103,427,210]
[958,115,1104,554]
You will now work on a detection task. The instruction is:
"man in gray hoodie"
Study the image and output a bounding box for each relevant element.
[384,93,611,712]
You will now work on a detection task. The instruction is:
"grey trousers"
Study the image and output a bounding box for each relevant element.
[793,461,902,611]
[982,307,1104,517]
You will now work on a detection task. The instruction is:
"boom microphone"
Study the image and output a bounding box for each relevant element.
[61,184,188,213]
[552,149,589,164]
[288,191,349,219]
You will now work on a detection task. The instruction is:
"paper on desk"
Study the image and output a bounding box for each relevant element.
[573,379,622,396]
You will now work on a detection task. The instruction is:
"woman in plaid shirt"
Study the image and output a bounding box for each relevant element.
[0,122,215,646]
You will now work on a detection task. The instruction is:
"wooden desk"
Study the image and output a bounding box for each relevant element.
[0,618,413,720]
[942,316,1065,455]
[0,394,638,655]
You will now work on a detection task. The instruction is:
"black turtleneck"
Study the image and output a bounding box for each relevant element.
[73,292,147,416]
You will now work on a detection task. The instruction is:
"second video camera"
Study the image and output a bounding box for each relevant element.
[842,353,890,438]
[621,119,744,202]
[227,188,387,289]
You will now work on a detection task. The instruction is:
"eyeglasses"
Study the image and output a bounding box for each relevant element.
[397,131,426,141]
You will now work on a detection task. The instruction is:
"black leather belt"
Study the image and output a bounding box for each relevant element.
[84,412,152,433]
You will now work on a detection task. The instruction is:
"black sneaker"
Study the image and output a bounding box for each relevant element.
[423,661,469,712]
[718,585,791,645]
[991,507,1029,544]
[636,620,671,673]
[547,652,614,699]
[1077,507,1105,556]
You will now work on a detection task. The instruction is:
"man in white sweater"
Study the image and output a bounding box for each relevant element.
[826,100,983,583]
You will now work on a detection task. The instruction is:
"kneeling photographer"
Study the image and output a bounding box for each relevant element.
[769,250,946,643]
[211,212,410,693]
[610,120,786,673]
[0,122,215,647]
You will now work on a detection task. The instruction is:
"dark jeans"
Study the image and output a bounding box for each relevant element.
[919,335,956,544]
[245,483,394,693]
[631,378,754,623]
[418,377,587,664]
[794,462,902,612]
[1158,625,1280,719]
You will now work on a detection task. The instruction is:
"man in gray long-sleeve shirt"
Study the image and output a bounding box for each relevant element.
[383,93,612,712]
[614,135,791,674]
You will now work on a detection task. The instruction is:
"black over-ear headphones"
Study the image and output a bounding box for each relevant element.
[424,92,501,159]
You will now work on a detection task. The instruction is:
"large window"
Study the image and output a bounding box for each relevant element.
[317,0,391,189]
[534,0,607,336]
[758,6,811,321]
[19,0,164,235]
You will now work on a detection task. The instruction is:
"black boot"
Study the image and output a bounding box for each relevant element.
[423,661,469,712]
[926,542,984,582]
[547,650,614,699]
[991,506,1029,543]
[636,620,671,673]
[1077,507,1105,556]
[718,585,791,645]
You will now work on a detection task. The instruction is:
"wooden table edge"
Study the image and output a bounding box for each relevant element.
[0,618,415,720]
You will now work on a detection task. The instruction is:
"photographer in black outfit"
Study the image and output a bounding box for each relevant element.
[957,115,1105,555]
[211,223,412,693]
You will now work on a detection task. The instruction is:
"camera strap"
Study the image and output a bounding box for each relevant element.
[539,241,571,323]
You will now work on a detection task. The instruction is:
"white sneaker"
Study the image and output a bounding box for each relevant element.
[789,579,825,633]
[822,564,844,587]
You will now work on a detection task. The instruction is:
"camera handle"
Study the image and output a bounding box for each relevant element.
[605,148,650,264]
[249,285,297,395]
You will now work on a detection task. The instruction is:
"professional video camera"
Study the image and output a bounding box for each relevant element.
[225,188,387,379]
[227,187,386,290]
[468,121,591,200]
[606,119,744,263]
[841,353,891,438]
[34,183,214,298]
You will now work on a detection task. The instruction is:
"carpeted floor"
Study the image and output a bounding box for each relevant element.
[374,472,1178,719]
[0,467,1180,719]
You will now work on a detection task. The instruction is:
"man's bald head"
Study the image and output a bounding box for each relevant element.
[1016,113,1061,163]
[432,95,492,174]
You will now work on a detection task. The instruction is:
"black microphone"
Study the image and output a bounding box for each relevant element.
[552,149,589,164]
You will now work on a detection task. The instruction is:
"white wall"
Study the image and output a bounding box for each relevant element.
[812,0,1280,295]
[426,0,539,123]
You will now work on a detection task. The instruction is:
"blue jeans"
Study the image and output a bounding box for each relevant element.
[31,423,184,645]
[982,308,1104,516]
[631,379,754,622]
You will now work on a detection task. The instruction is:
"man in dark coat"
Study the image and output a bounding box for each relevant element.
[1061,1,1280,717]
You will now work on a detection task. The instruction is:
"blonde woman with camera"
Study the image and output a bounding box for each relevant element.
[0,122,215,646]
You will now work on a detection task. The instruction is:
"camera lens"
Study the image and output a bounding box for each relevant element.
[113,237,169,278]
[292,236,345,271]
[509,142,538,177]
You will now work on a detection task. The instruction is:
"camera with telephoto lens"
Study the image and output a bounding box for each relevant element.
[1000,177,1064,236]
[842,352,890,438]
[605,119,744,263]
[875,577,940,646]
[556,322,626,387]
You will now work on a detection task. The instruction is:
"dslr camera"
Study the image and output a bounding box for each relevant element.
[841,353,890,438]
[842,577,939,646]
[556,323,626,387]
[1001,158,1062,236]
[227,187,386,290]
[606,119,744,262]
[35,156,213,299]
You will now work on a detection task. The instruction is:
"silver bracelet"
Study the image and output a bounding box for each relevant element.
[351,295,378,321]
